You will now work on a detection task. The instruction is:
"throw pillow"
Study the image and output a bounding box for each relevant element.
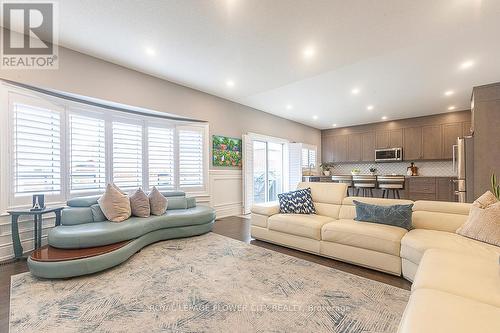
[130,188,151,217]
[353,200,414,230]
[456,191,500,246]
[149,186,168,216]
[278,188,316,214]
[98,183,131,222]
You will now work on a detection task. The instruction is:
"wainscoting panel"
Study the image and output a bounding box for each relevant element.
[209,169,243,218]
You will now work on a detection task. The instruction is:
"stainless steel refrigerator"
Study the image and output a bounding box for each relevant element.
[453,136,474,203]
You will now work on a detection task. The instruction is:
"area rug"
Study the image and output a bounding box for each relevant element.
[10,233,409,333]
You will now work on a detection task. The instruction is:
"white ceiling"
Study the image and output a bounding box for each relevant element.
[56,0,500,129]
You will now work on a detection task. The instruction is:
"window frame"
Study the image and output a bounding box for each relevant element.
[2,85,209,211]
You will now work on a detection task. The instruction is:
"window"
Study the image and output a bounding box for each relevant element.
[69,112,106,193]
[178,127,204,188]
[301,146,317,168]
[12,100,61,200]
[112,121,143,190]
[4,88,208,208]
[148,126,175,189]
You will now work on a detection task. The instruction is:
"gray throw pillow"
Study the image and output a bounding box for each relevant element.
[353,200,413,230]
[149,186,168,216]
[130,188,151,217]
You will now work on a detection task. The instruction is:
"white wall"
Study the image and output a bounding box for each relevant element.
[0,45,320,260]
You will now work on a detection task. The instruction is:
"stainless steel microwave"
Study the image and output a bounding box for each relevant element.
[375,148,403,162]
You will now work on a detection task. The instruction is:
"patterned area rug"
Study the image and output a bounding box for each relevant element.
[10,233,409,332]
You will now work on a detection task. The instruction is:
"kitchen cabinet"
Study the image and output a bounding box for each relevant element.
[376,129,403,149]
[361,132,375,161]
[348,133,362,162]
[332,135,348,162]
[442,123,463,159]
[404,127,423,160]
[322,136,334,162]
[422,125,442,160]
[408,177,458,202]
[437,178,457,202]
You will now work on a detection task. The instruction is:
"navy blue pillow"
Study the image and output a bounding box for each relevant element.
[278,188,316,214]
[353,200,413,230]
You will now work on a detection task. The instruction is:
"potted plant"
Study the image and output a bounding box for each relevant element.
[320,163,332,176]
[351,168,361,175]
[369,167,377,175]
[492,173,500,200]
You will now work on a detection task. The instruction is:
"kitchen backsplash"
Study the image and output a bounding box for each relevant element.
[330,161,455,177]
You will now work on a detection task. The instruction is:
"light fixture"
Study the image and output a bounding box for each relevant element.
[444,90,454,96]
[332,124,337,127]
[448,106,456,110]
[145,47,156,56]
[312,115,318,120]
[351,88,360,95]
[226,80,235,87]
[459,60,475,70]
[303,46,315,59]
[286,104,293,110]
[366,105,374,111]
[381,116,388,120]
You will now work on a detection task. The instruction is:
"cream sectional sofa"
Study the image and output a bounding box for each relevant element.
[251,182,500,332]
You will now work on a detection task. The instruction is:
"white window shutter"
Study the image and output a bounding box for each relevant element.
[12,102,62,198]
[112,121,143,190]
[309,149,317,167]
[69,113,106,194]
[178,127,204,188]
[242,134,254,214]
[148,126,175,189]
[301,148,309,168]
[289,143,302,191]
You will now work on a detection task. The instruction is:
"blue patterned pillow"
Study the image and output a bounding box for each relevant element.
[278,188,316,214]
[353,200,413,230]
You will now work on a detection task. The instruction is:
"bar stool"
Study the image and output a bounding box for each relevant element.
[331,175,353,196]
[352,175,377,197]
[377,175,405,199]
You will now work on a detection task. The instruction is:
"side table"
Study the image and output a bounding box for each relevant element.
[7,207,64,260]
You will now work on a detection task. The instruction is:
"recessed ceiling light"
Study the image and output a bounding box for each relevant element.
[351,88,360,95]
[145,47,156,56]
[312,115,318,120]
[444,90,454,96]
[332,124,337,127]
[459,60,475,70]
[366,105,374,111]
[448,106,456,110]
[286,104,293,110]
[303,46,315,59]
[226,80,235,87]
[381,116,388,120]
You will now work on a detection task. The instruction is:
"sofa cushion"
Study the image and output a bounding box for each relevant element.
[297,182,347,205]
[251,201,280,216]
[322,219,407,256]
[413,249,500,307]
[268,214,334,240]
[97,183,131,222]
[149,186,168,215]
[61,207,94,226]
[339,197,413,220]
[278,188,316,214]
[456,192,500,246]
[412,200,471,232]
[91,204,107,222]
[48,205,216,249]
[353,200,413,230]
[398,289,500,333]
[400,229,500,265]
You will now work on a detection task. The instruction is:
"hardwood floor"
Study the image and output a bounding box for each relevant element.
[0,215,411,332]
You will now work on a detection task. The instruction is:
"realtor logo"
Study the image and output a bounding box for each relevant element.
[1,1,58,69]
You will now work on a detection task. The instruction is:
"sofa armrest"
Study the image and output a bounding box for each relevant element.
[251,201,280,217]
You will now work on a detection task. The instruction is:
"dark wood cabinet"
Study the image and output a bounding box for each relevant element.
[362,132,375,161]
[437,178,457,202]
[376,129,403,149]
[407,177,457,202]
[404,127,423,160]
[422,125,442,160]
[348,133,362,162]
[442,123,463,159]
[333,135,348,162]
[322,136,334,162]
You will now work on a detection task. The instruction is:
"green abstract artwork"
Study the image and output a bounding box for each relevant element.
[212,135,242,167]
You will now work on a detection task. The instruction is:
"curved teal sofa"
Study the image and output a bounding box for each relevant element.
[28,191,215,279]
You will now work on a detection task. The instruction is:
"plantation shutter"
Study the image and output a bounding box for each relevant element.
[178,127,204,188]
[12,101,61,198]
[148,126,175,189]
[309,148,317,167]
[69,113,106,193]
[301,148,309,168]
[289,143,302,191]
[242,134,254,214]
[112,121,143,190]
